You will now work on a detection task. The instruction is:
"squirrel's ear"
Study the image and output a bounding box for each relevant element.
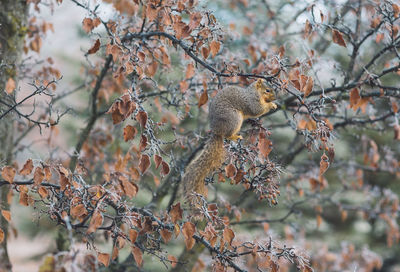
[256,79,263,89]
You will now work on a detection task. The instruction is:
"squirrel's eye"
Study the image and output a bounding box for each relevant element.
[264,89,270,93]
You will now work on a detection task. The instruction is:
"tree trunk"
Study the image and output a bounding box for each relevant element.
[0,0,29,270]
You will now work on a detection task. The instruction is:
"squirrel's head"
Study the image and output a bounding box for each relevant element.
[254,79,275,103]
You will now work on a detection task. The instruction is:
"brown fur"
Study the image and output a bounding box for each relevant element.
[183,79,277,200]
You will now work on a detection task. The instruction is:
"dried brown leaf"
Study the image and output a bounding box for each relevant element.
[2,166,16,183]
[139,154,150,174]
[123,125,137,142]
[20,159,33,176]
[169,203,183,223]
[332,29,347,47]
[87,39,100,54]
[97,252,110,267]
[182,222,196,249]
[132,246,143,267]
[1,210,11,222]
[5,78,16,94]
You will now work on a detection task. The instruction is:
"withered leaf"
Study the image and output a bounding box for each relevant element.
[111,246,119,261]
[160,161,170,176]
[201,46,210,59]
[182,222,196,249]
[121,179,138,198]
[225,164,237,178]
[168,255,177,268]
[223,227,235,245]
[136,111,148,128]
[154,154,162,169]
[169,203,183,223]
[160,228,172,243]
[1,210,11,222]
[332,29,347,47]
[210,40,220,58]
[20,159,34,176]
[33,167,45,186]
[2,166,16,183]
[87,210,103,234]
[258,133,273,158]
[0,228,4,243]
[87,39,100,55]
[319,153,329,176]
[139,154,150,174]
[198,90,208,107]
[97,252,110,267]
[132,246,143,267]
[70,204,87,219]
[38,186,49,199]
[5,78,16,94]
[123,125,137,142]
[185,63,195,79]
[129,229,138,244]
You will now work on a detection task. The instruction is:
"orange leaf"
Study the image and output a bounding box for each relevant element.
[87,39,100,54]
[160,229,172,243]
[185,63,195,79]
[258,133,273,158]
[20,159,34,176]
[136,111,148,128]
[154,154,162,169]
[201,46,210,59]
[349,88,360,109]
[121,179,138,198]
[182,222,196,249]
[302,76,313,97]
[223,227,235,245]
[391,98,399,113]
[316,214,323,228]
[1,210,11,222]
[38,186,48,199]
[33,167,44,186]
[132,246,143,267]
[168,255,177,268]
[0,228,4,243]
[225,164,237,178]
[70,204,87,219]
[19,191,29,206]
[341,210,348,222]
[160,161,170,176]
[129,229,138,244]
[139,154,150,174]
[332,29,346,47]
[82,18,94,33]
[2,166,16,183]
[179,80,189,93]
[394,125,400,140]
[198,90,208,107]
[145,61,158,77]
[210,40,220,58]
[169,203,183,223]
[319,153,329,176]
[111,246,119,261]
[123,125,137,142]
[5,78,16,94]
[97,252,110,267]
[87,210,103,234]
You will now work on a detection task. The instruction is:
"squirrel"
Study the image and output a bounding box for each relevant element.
[182,78,277,202]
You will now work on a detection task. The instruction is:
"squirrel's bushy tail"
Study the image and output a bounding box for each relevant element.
[183,134,225,198]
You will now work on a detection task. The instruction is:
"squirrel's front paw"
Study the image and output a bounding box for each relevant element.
[271,103,278,110]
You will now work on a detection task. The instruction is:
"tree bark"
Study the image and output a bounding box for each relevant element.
[0,0,29,270]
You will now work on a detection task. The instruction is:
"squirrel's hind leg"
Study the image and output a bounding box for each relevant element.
[227,134,243,141]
